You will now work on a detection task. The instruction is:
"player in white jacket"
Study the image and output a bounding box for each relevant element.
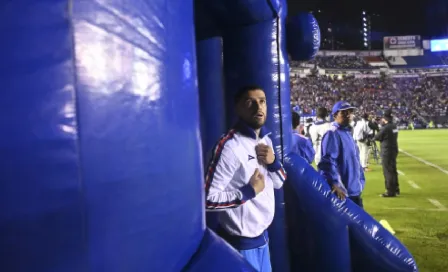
[353,113,373,171]
[309,107,331,165]
[205,85,286,271]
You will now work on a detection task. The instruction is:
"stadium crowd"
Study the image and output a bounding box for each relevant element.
[291,56,377,69]
[290,74,448,126]
[313,56,374,69]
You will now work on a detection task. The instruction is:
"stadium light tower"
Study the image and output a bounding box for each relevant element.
[361,10,371,50]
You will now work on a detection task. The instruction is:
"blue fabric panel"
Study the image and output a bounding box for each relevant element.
[284,153,418,272]
[184,229,257,272]
[287,12,321,61]
[198,0,279,28]
[0,1,86,271]
[72,0,204,271]
[197,38,226,164]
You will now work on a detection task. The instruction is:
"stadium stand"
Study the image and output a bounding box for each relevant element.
[291,51,448,128]
[441,55,448,64]
[291,74,447,124]
[315,55,374,69]
[391,54,445,68]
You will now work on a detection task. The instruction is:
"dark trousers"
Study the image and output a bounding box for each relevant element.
[349,195,363,208]
[381,152,399,194]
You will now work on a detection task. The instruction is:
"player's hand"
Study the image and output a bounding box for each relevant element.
[250,168,265,194]
[255,144,275,165]
[332,185,346,200]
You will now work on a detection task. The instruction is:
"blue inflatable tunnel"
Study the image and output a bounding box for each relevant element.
[0,0,417,272]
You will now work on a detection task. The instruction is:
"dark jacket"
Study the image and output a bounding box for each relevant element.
[368,121,379,136]
[374,122,399,154]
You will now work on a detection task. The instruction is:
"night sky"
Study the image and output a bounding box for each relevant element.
[287,0,444,48]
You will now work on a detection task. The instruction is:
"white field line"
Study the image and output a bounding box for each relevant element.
[397,170,405,176]
[399,149,448,175]
[385,207,417,210]
[385,207,447,212]
[427,199,448,211]
[406,180,421,189]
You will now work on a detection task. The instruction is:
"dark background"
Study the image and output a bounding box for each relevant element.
[287,0,448,50]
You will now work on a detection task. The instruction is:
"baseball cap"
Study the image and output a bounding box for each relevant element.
[331,101,356,115]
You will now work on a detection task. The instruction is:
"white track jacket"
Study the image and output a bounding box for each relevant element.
[309,119,331,165]
[205,122,286,245]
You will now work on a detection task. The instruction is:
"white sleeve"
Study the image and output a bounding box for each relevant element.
[309,125,318,144]
[353,123,362,140]
[265,139,287,189]
[365,122,373,135]
[205,143,256,210]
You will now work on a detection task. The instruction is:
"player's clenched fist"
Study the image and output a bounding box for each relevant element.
[255,144,275,165]
[250,168,265,194]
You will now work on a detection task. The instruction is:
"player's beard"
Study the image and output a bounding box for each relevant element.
[246,115,266,130]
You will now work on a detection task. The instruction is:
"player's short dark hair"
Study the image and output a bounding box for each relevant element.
[316,107,328,119]
[362,113,369,119]
[292,111,300,129]
[234,85,264,104]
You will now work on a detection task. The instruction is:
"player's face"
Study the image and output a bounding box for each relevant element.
[335,109,353,126]
[236,89,267,129]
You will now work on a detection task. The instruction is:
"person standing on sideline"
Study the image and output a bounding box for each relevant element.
[205,85,287,271]
[303,118,314,140]
[353,113,373,171]
[368,116,380,137]
[291,111,315,164]
[309,107,331,165]
[374,110,400,197]
[318,101,365,208]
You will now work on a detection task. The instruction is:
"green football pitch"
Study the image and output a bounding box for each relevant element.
[364,129,448,272]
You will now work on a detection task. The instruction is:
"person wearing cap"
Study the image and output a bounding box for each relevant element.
[291,111,315,164]
[309,107,331,165]
[374,110,399,197]
[318,101,366,207]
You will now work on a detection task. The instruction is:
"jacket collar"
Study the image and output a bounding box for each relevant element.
[314,119,326,125]
[234,120,270,140]
[332,122,352,131]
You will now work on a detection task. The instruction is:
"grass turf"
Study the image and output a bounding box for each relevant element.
[364,129,448,272]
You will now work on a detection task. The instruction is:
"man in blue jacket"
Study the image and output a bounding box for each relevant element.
[291,111,315,164]
[318,101,366,207]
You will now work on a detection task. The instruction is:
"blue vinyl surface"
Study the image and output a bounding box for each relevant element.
[285,153,418,272]
[0,1,86,271]
[183,229,256,272]
[72,0,204,271]
[287,12,321,61]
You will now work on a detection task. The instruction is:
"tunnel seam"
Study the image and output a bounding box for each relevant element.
[274,16,285,162]
[67,0,89,269]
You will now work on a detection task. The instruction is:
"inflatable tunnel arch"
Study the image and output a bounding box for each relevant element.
[0,0,417,272]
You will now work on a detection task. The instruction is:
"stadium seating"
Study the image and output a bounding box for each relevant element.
[291,74,447,125]
[395,54,445,68]
[0,0,419,272]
